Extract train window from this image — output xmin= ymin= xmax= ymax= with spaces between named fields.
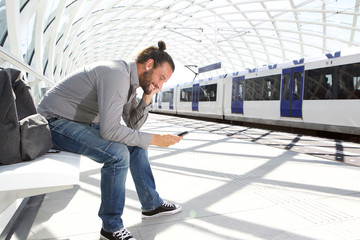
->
xmin=239 ymin=81 xmax=244 ymax=100
xmin=232 ymin=79 xmax=243 ymax=101
xmin=265 ymin=81 xmax=272 ymax=99
xmin=245 ymin=79 xmax=253 ymax=100
xmin=305 ymin=67 xmax=335 ymax=99
xmin=245 ymin=75 xmax=281 ymax=101
xmin=305 ymin=63 xmax=360 ymax=100
xmin=254 ymin=78 xmax=262 ymax=100
xmin=180 ymin=87 xmax=192 ymax=102
xmin=199 ymin=84 xmax=217 ymax=101
xmin=293 ymin=72 xmax=302 ymax=100
xmin=282 ymin=73 xmax=291 ymax=100
xmin=245 ymin=78 xmax=261 ymax=100
xmin=232 ymin=82 xmax=237 ymax=101
xmin=154 ymin=93 xmax=158 ymax=103
xmin=264 ymin=75 xmax=281 ymax=100
xmin=162 ymin=90 xmax=173 ymax=102
xmin=339 ymin=63 xmax=360 ymax=99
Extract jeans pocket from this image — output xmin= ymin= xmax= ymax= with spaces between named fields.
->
xmin=48 ymin=116 xmax=73 ymax=131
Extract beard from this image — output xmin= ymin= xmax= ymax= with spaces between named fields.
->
xmin=139 ymin=69 xmax=154 ymax=95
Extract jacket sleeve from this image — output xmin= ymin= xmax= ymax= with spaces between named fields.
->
xmin=97 ymin=70 xmax=152 ymax=149
xmin=122 ymin=94 xmax=150 ymax=130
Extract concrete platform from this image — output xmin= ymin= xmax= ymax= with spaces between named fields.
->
xmin=28 ymin=114 xmax=360 ymax=240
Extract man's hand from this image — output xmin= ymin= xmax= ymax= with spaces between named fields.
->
xmin=142 ymin=88 xmax=161 ymax=105
xmin=150 ymin=134 xmax=182 ymax=147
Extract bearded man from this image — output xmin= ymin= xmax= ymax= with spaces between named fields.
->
xmin=37 ymin=41 xmax=182 ymax=240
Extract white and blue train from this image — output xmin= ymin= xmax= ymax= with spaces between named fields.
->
xmin=151 ymin=48 xmax=360 ymax=136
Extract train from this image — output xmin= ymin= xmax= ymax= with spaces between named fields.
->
xmin=150 ymin=48 xmax=360 ymax=137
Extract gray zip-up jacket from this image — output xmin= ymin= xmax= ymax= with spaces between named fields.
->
xmin=37 ymin=61 xmax=152 ymax=149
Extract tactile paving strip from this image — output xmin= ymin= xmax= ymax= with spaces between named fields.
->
xmin=150 ymin=114 xmax=360 ymax=167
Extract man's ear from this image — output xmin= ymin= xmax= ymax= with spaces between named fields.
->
xmin=146 ymin=59 xmax=154 ymax=70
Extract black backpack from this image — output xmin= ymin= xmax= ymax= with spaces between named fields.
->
xmin=0 ymin=68 xmax=53 ymax=165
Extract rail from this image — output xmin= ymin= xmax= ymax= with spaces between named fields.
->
xmin=0 ymin=46 xmax=53 ymax=85
xmin=0 ymin=46 xmax=55 ymax=104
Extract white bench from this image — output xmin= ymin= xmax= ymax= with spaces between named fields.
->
xmin=0 ymin=151 xmax=81 ymax=233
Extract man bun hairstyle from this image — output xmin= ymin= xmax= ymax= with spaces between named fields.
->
xmin=136 ymin=40 xmax=175 ymax=72
xmin=158 ymin=40 xmax=166 ymax=51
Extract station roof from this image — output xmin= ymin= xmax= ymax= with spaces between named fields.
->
xmin=1 ymin=0 xmax=360 ymax=81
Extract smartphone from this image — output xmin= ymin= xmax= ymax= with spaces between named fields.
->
xmin=177 ymin=131 xmax=189 ymax=137
xmin=48 ymin=149 xmax=61 ymax=153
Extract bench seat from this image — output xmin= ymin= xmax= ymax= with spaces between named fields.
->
xmin=0 ymin=151 xmax=81 ymax=213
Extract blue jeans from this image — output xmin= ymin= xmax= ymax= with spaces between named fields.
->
xmin=48 ymin=117 xmax=163 ymax=232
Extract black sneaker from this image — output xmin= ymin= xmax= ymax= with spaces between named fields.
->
xmin=100 ymin=228 xmax=136 ymax=240
xmin=142 ymin=201 xmax=182 ymax=218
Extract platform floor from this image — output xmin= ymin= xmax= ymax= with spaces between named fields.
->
xmin=28 ymin=114 xmax=360 ymax=240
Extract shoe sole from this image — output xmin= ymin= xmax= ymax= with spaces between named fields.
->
xmin=100 ymin=234 xmax=136 ymax=240
xmin=142 ymin=206 xmax=182 ymax=219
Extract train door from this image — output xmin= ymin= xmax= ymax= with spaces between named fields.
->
xmin=192 ymin=83 xmax=199 ymax=111
xmin=280 ymin=66 xmax=304 ymax=118
xmin=231 ymin=76 xmax=244 ymax=114
xmin=169 ymin=88 xmax=174 ymax=110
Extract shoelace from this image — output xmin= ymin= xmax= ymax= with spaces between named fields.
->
xmin=162 ymin=201 xmax=175 ymax=208
xmin=113 ymin=228 xmax=132 ymax=239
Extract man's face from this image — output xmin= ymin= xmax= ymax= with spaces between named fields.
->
xmin=139 ymin=61 xmax=173 ymax=95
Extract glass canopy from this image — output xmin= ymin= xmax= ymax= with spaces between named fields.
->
xmin=1 ymin=0 xmax=359 ymax=83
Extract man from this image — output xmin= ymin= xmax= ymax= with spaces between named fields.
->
xmin=37 ymin=41 xmax=182 ymax=240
